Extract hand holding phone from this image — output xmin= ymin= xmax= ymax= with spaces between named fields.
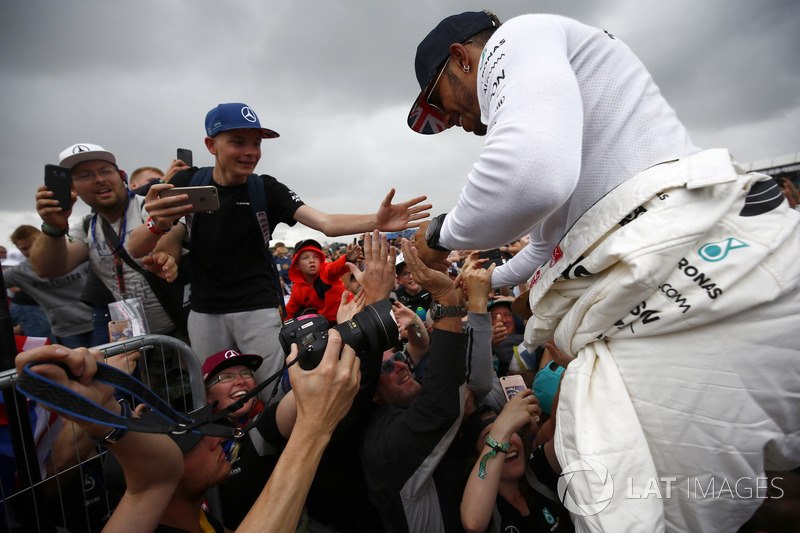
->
xmin=44 ymin=164 xmax=72 ymax=210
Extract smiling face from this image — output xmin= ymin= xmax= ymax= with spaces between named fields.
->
xmin=396 ymin=265 xmax=421 ymax=294
xmin=206 ymin=128 xmax=262 ymax=184
xmin=70 ymin=160 xmax=129 ymax=216
xmin=477 ymin=422 xmax=525 ymax=482
xmin=374 ymin=350 xmax=421 ymax=407
xmin=205 ymin=364 xmax=256 ymax=420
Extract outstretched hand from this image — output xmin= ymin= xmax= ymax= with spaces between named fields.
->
xmin=141 ymin=251 xmax=179 ymax=282
xmin=337 ymin=289 xmax=366 ymax=324
xmin=458 ymin=254 xmax=495 ymax=311
xmin=347 ymin=230 xmax=396 ymax=304
xmin=375 ymin=189 xmax=432 ymax=232
xmin=400 ymin=238 xmax=456 ymax=304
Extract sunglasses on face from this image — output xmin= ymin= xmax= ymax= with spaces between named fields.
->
xmin=381 ymin=351 xmax=407 ymax=375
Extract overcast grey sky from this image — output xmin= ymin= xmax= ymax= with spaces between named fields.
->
xmin=1 ymin=0 xmax=798 ymax=254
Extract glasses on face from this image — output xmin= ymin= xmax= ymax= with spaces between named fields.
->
xmin=381 ymin=351 xmax=407 ymax=375
xmin=72 ymin=166 xmax=119 ymax=182
xmin=207 ymin=369 xmax=255 ymax=388
xmin=398 ymin=269 xmax=413 ymax=279
xmin=425 ymin=56 xmax=451 ymax=116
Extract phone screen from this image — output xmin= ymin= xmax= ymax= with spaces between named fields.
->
xmin=177 ymin=148 xmax=193 ymax=167
xmin=44 ymin=164 xmax=72 ymax=210
xmin=501 ymin=374 xmax=527 ymax=402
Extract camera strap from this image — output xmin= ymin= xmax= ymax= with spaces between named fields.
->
xmin=16 ymin=361 xmax=236 ymax=438
xmin=16 ymin=355 xmax=297 ymax=440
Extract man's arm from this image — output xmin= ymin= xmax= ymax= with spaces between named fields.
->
xmin=292 ymin=189 xmax=431 ymax=237
xmin=439 ymin=20 xmax=583 ymax=252
xmin=460 ymin=257 xmax=497 ymax=400
xmin=237 ymin=331 xmax=360 ymax=533
xmin=15 ymin=345 xmax=183 ymax=533
xmin=31 ymin=185 xmax=89 ymax=277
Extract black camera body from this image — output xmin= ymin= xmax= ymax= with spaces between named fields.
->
xmin=279 ymin=298 xmax=399 ymax=370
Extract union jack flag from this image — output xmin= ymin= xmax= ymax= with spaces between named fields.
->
xmin=407 ymin=92 xmax=445 ymax=134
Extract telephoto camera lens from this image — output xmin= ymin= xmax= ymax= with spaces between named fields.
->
xmin=333 ymin=298 xmax=398 ymax=355
xmin=279 ymin=298 xmax=399 ymax=370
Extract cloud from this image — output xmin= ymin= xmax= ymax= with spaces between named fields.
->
xmin=1 ymin=0 xmax=798 ymax=252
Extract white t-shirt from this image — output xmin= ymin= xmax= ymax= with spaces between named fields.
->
xmin=70 ymin=195 xmax=174 ymax=334
xmin=438 ymin=14 xmax=700 ymax=287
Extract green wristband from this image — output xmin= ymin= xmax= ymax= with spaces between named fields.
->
xmin=41 ymin=222 xmax=68 ymax=237
xmin=478 ymin=434 xmax=510 ymax=479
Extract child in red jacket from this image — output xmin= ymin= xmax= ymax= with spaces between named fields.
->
xmin=285 ymin=239 xmax=362 ymax=324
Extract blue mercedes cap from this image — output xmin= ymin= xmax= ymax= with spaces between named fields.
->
xmin=407 ymin=11 xmax=498 ymax=134
xmin=205 ymin=103 xmax=280 ymax=139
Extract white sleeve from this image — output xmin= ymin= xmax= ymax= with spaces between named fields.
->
xmin=440 ymin=16 xmax=583 ymax=252
xmin=490 ymin=230 xmax=551 ymax=288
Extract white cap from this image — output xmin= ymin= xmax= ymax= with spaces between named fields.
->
xmin=58 ymin=143 xmax=116 ymax=168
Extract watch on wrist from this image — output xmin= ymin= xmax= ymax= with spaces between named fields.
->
xmin=429 ymin=301 xmax=466 ymax=321
xmin=425 ymin=213 xmax=450 ymax=252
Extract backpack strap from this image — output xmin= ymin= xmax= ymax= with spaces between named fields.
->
xmin=188 ymin=167 xmax=213 ymax=187
xmin=246 ymin=174 xmax=271 ymax=246
xmin=83 ymin=213 xmax=94 ymax=234
xmin=246 ymin=174 xmax=287 ymax=317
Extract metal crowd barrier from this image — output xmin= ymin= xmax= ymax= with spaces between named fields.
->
xmin=0 ymin=335 xmax=207 ymax=532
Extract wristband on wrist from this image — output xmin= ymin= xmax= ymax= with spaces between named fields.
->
xmin=478 ymin=434 xmax=510 ymax=479
xmin=41 ymin=222 xmax=69 ymax=238
xmin=146 ymin=216 xmax=171 ymax=236
xmin=89 ymin=398 xmax=132 ymax=446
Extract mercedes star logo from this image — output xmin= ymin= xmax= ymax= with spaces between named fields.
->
xmin=241 ymin=107 xmax=258 ymax=123
xmin=74 ymin=145 xmax=91 ymax=153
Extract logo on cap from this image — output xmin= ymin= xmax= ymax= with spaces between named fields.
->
xmin=73 ymin=145 xmax=91 ymax=154
xmin=241 ymin=107 xmax=258 ymax=123
xmin=224 ymin=350 xmax=240 ymax=359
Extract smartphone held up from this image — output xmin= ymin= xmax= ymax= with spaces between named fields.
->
xmin=176 ymin=148 xmax=192 ymax=167
xmin=44 ymin=164 xmax=72 ymax=210
xmin=158 ymin=185 xmax=220 ymax=213
xmin=499 ymin=374 xmax=527 ymax=402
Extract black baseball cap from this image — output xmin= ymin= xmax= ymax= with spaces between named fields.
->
xmin=407 ymin=11 xmax=498 ymax=134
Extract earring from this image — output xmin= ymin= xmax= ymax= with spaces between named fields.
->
xmin=462 ymin=64 xmax=470 ymax=73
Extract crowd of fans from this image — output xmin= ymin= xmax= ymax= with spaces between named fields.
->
xmin=3 ymin=8 xmax=800 ymax=533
